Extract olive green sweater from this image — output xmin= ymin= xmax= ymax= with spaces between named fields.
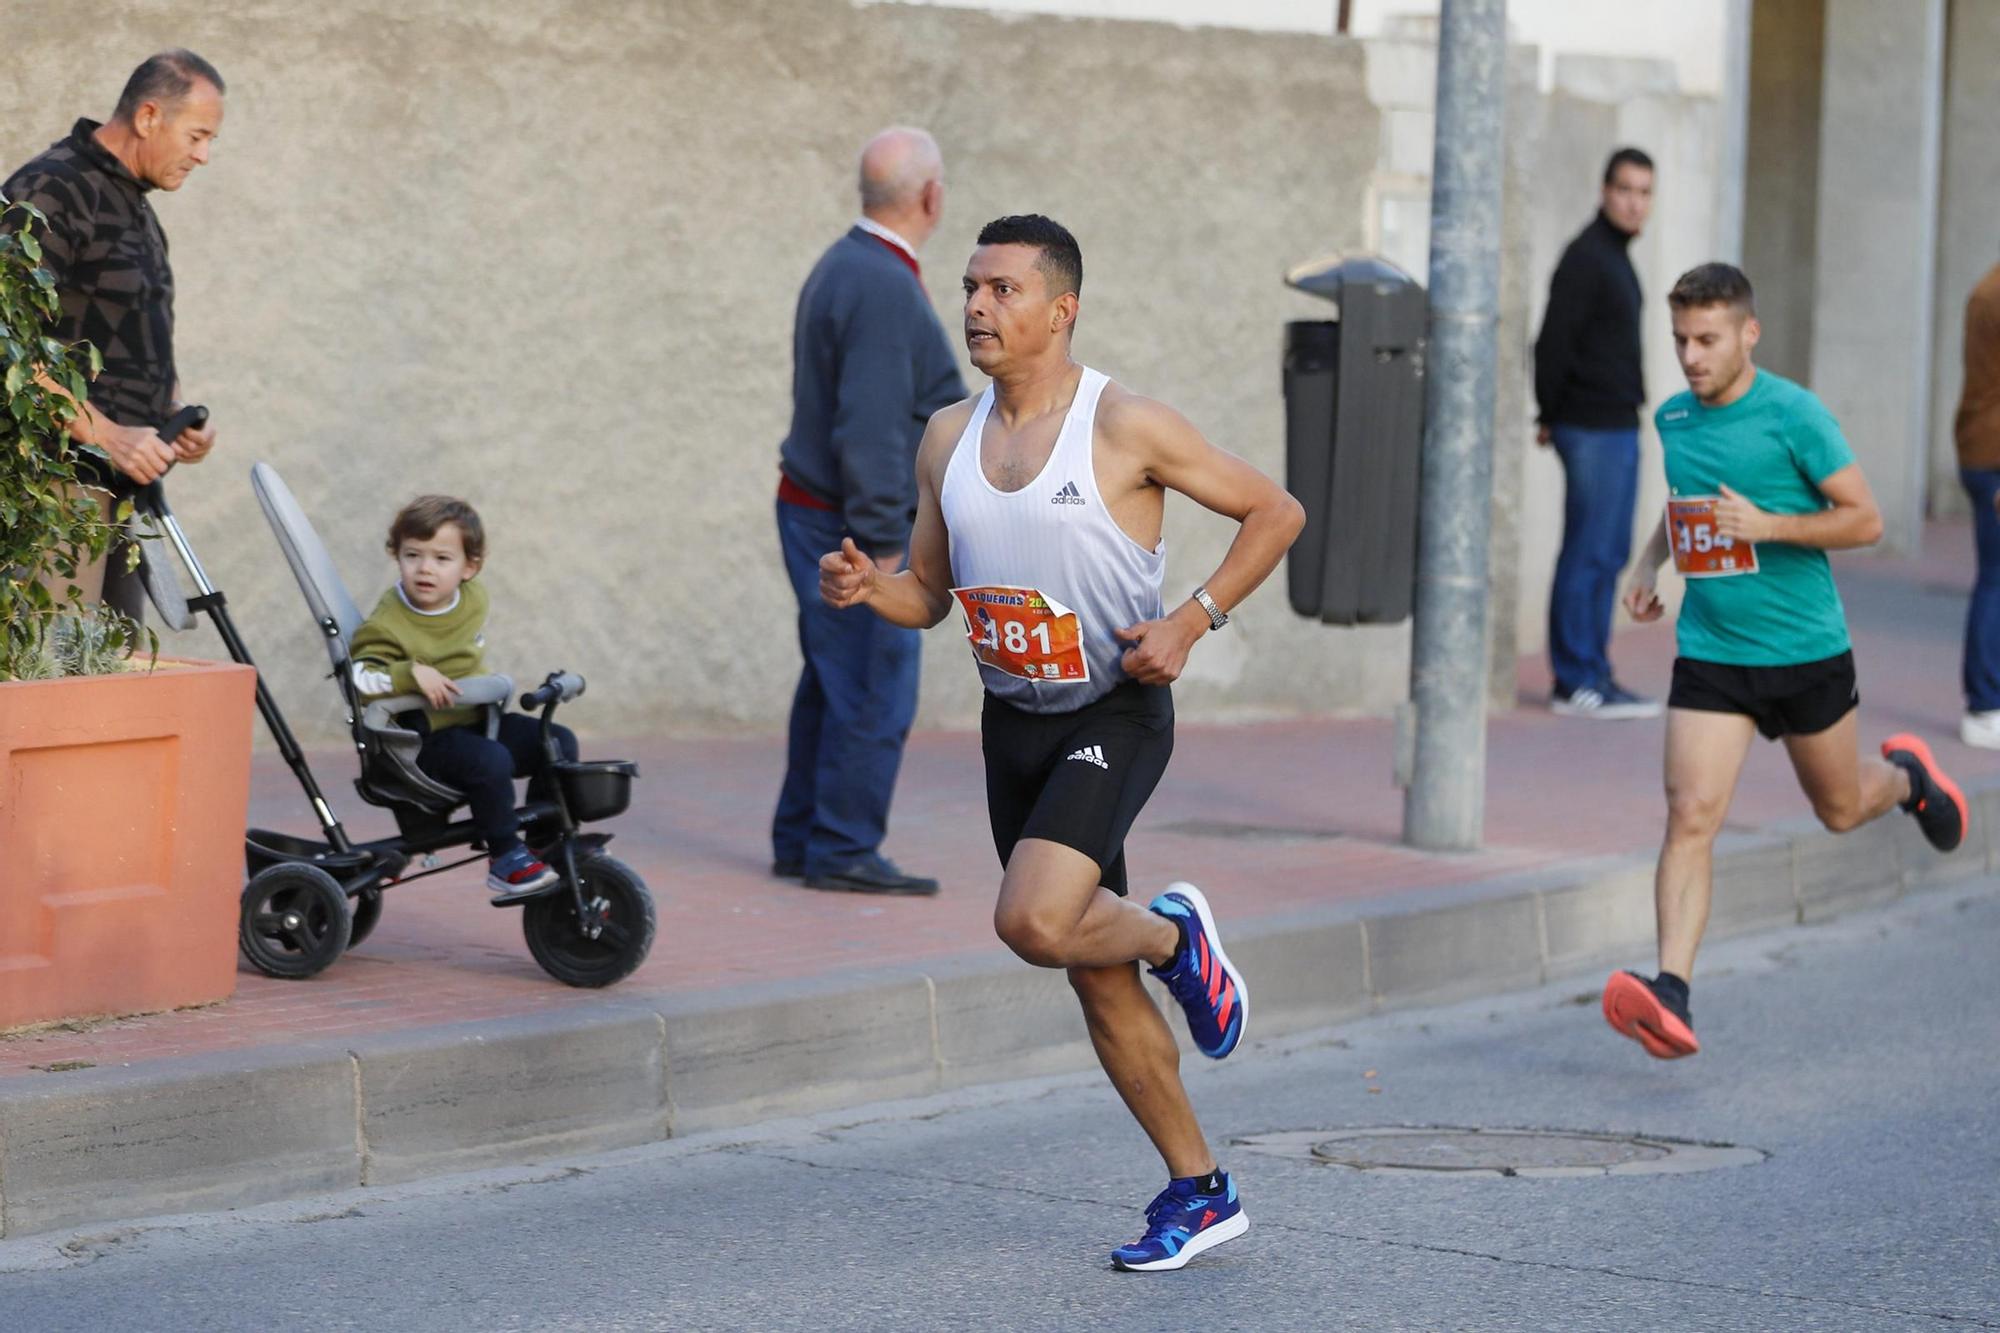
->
xmin=348 ymin=579 xmax=490 ymax=731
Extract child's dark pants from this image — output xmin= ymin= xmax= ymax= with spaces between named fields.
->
xmin=415 ymin=714 xmax=579 ymax=857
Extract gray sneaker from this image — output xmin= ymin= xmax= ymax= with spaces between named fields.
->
xmin=1552 ymin=682 xmax=1663 ymax=720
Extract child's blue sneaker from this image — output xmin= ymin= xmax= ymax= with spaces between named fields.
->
xmin=1146 ymin=881 xmax=1248 ymax=1058
xmin=1110 ymin=1172 xmax=1249 ymax=1272
xmin=487 ymin=845 xmax=559 ymax=901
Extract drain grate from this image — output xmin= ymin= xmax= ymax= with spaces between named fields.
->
xmin=1232 ymin=1127 xmax=1766 ymax=1178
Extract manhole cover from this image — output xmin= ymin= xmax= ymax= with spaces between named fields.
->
xmin=1232 ymin=1127 xmax=1766 ymax=1178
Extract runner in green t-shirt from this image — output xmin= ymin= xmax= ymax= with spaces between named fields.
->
xmin=1603 ymin=263 xmax=1967 ymax=1060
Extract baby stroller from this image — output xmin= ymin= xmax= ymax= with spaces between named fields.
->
xmin=131 ymin=412 xmax=656 ymax=988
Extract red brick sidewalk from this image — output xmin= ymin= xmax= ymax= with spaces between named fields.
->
xmin=2 ymin=523 xmax=1988 ymax=1076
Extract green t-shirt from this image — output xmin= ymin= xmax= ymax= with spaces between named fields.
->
xmin=348 ymin=578 xmax=491 ymax=730
xmin=1656 ymin=370 xmax=1855 ymax=667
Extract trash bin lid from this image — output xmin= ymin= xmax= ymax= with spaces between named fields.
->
xmin=1285 ymin=253 xmax=1420 ymax=306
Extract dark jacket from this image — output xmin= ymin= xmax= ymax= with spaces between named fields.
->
xmin=778 ymin=227 xmax=966 ymax=555
xmin=2 ymin=119 xmax=177 ymax=447
xmin=1534 ymin=212 xmax=1644 ymax=429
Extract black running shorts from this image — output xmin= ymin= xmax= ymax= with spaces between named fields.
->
xmin=980 ymin=682 xmax=1174 ymax=897
xmin=1667 ymin=650 xmax=1859 ymax=740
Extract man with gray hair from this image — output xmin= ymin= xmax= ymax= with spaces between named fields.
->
xmin=3 ymin=49 xmax=226 ymax=622
xmin=771 ymin=127 xmax=966 ymax=895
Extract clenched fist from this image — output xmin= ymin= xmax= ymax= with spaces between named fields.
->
xmin=819 ymin=537 xmax=877 ymax=609
xmin=1623 ymin=571 xmax=1665 ymax=623
xmin=1115 ymin=615 xmax=1201 ymax=685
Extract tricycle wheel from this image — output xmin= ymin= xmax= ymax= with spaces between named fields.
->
xmin=240 ymin=863 xmax=350 ymax=979
xmin=348 ymin=888 xmax=384 ymax=948
xmin=521 ymin=855 xmax=655 ymax=988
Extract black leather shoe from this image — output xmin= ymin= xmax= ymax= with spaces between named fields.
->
xmin=804 ymin=856 xmax=939 ymax=896
xmin=771 ymin=859 xmax=804 ymax=879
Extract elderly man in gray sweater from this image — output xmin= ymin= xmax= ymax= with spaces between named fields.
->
xmin=772 ymin=127 xmax=966 ymax=896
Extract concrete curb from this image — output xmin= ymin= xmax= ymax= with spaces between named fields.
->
xmin=3 ymin=788 xmax=1994 ymax=1238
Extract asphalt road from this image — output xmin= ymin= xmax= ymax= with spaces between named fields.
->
xmin=5 ymin=878 xmax=1997 ymax=1331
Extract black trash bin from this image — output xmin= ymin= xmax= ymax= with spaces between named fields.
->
xmin=1282 ymin=255 xmax=1426 ymax=625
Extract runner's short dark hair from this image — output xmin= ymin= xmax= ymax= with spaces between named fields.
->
xmin=1667 ymin=263 xmax=1756 ymax=315
xmin=113 ymin=50 xmax=226 ymax=123
xmin=387 ymin=496 xmax=485 ymax=564
xmin=1603 ymin=146 xmax=1654 ymax=185
xmin=976 ymin=214 xmax=1083 ymax=299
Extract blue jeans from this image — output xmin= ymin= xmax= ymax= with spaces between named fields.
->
xmin=1548 ymin=425 xmax=1640 ymax=693
xmin=772 ymin=498 xmax=921 ymax=874
xmin=1962 ymin=468 xmax=2000 ymax=712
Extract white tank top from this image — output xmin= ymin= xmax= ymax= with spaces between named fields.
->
xmin=940 ymin=366 xmax=1166 ymax=713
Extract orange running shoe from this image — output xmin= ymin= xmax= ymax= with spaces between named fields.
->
xmin=1602 ymin=970 xmax=1700 ymax=1059
xmin=1881 ymin=733 xmax=1967 ymax=853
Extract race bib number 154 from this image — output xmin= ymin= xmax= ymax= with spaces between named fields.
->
xmin=1665 ymin=496 xmax=1759 ymax=579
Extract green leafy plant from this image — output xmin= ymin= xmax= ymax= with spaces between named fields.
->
xmin=1 ymin=195 xmax=151 ymax=681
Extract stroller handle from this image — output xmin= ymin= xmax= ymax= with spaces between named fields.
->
xmin=133 ymin=404 xmax=209 ymax=515
xmin=521 ymin=671 xmax=585 ymax=711
xmin=160 ymin=403 xmax=209 ymax=451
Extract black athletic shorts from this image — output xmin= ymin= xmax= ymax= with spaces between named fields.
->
xmin=1667 ymin=650 xmax=1859 ymax=740
xmin=980 ymin=682 xmax=1174 ymax=897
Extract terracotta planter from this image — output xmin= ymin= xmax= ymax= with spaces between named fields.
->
xmin=0 ymin=658 xmax=257 ymax=1030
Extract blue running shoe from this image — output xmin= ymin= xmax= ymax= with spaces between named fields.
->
xmin=1147 ymin=881 xmax=1248 ymax=1058
xmin=1110 ymin=1172 xmax=1249 ymax=1272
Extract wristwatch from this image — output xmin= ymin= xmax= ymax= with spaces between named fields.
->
xmin=1192 ymin=586 xmax=1229 ymax=630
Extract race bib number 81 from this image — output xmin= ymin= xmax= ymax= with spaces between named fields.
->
xmin=1665 ymin=496 xmax=1759 ymax=579
xmin=950 ymin=585 xmax=1090 ymax=684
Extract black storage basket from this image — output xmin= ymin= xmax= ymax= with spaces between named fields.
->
xmin=553 ymin=760 xmax=637 ymax=822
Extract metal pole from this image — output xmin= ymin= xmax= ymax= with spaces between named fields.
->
xmin=1403 ymin=0 xmax=1507 ymax=852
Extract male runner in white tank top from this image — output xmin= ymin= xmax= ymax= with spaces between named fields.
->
xmin=820 ymin=215 xmax=1304 ymax=1271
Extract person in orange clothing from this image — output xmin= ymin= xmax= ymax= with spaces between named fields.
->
xmin=1954 ymin=261 xmax=2000 ymax=748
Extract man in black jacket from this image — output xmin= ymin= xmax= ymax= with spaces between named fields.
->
xmin=771 ymin=127 xmax=966 ymax=896
xmin=1534 ymin=146 xmax=1660 ymax=720
xmin=4 ymin=50 xmax=226 ymax=622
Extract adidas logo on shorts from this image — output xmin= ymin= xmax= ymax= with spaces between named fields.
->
xmin=1066 ymin=744 xmax=1109 ymax=769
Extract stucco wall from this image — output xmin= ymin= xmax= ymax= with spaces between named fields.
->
xmin=3 ymin=0 xmax=1382 ymax=741
xmin=1505 ymin=58 xmax=1721 ymax=668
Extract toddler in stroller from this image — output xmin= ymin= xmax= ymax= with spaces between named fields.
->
xmin=348 ymin=495 xmax=579 ymax=900
xmin=220 ymin=462 xmax=655 ymax=987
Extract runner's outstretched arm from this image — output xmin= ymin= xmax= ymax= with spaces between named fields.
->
xmin=819 ymin=404 xmax=964 ymax=629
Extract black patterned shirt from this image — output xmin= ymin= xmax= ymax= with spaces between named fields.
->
xmin=3 ymin=119 xmax=177 ymax=439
